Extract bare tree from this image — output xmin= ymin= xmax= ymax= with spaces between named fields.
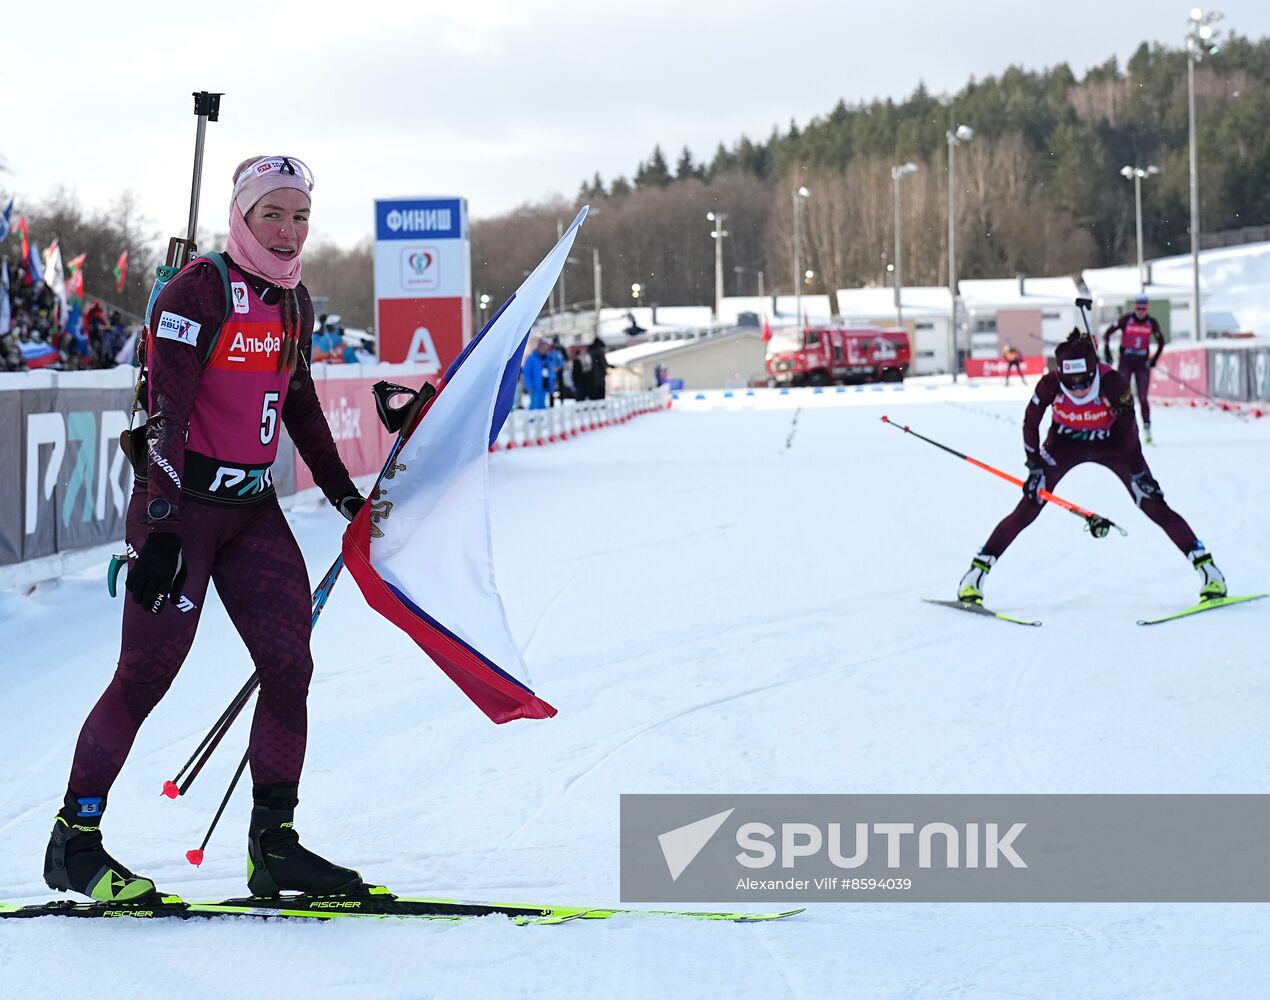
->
xmin=302 ymin=239 xmax=375 ymax=328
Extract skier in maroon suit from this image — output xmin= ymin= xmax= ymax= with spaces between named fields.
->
xmin=1103 ymin=293 xmax=1165 ymax=442
xmin=45 ymin=156 xmax=371 ymax=903
xmin=957 ymin=330 xmax=1226 ymax=604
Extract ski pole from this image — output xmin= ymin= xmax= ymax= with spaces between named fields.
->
xmin=166 ymin=381 xmax=436 ymax=798
xmin=880 ymin=415 xmax=1127 ymax=538
xmin=185 ymin=748 xmax=249 ymax=868
xmin=163 ymin=673 xmax=258 ymax=798
xmin=164 ymin=551 xmax=344 ymax=798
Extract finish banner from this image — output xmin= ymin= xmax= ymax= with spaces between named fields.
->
xmin=963 ymin=356 xmax=1045 ymax=379
xmin=373 ymin=198 xmax=471 ymax=372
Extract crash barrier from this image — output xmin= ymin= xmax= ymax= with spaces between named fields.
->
xmin=0 ymin=364 xmax=668 ymax=579
xmin=964 ymin=341 xmax=1270 ymax=417
xmin=1149 ymin=341 xmax=1270 ymax=416
xmin=491 ymin=388 xmax=671 ymax=451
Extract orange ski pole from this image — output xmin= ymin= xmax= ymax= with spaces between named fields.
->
xmin=880 ymin=415 xmax=1126 ymax=538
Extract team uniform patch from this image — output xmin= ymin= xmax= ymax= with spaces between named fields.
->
xmin=156 ymin=311 xmax=201 ymax=347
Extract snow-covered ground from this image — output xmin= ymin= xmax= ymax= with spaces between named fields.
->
xmin=3 ymin=381 xmax=1269 ymax=999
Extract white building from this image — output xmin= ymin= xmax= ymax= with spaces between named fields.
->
xmin=958 ymin=276 xmax=1083 ymax=360
xmin=718 ymin=295 xmax=836 ymax=327
xmin=834 ymin=286 xmax=953 ymax=375
xmin=1084 ymin=240 xmax=1270 ymax=340
xmin=1080 ymin=265 xmax=1194 ymax=340
xmin=534 ymin=305 xmax=715 ymax=348
xmin=606 ymin=328 xmax=767 ymax=391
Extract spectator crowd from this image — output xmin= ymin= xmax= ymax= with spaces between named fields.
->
xmin=2 ymin=257 xmax=133 ymax=372
xmin=521 ymin=334 xmax=609 ymax=409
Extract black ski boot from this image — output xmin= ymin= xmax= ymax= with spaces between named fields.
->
xmin=247 ymin=784 xmax=363 ymax=897
xmin=44 ymin=793 xmax=156 ymax=902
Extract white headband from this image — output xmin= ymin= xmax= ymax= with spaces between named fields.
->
xmin=231 ymin=156 xmax=314 ymax=215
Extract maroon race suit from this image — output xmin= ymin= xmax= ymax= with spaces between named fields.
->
xmin=1103 ymin=311 xmax=1165 ymax=426
xmin=980 ymin=364 xmax=1199 ymax=559
xmin=67 ymin=256 xmax=359 ymax=796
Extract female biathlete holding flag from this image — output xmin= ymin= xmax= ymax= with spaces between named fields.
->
xmin=957 ymin=330 xmax=1227 ymax=604
xmin=44 ymin=155 xmax=370 ymax=904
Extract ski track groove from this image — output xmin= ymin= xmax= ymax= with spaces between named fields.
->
xmin=536 ymin=525 xmax=725 ymax=568
xmin=1003 ymin=659 xmax=1042 ymax=790
xmin=4 ymin=397 xmax=1268 ymax=997
xmin=754 ymin=927 xmax=801 ymax=1000
xmin=501 ymin=630 xmax=955 ymax=845
xmin=519 ymin=567 xmax=583 ymax=661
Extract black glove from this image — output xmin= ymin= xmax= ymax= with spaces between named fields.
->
xmin=125 ymin=532 xmax=186 ymax=614
xmin=1088 ymin=516 xmax=1112 ymax=539
xmin=1023 ymin=462 xmax=1046 ymax=505
xmin=336 ymin=495 xmax=366 ymax=522
xmin=1130 ymin=470 xmax=1163 ymax=506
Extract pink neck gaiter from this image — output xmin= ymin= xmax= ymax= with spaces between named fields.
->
xmin=225 ymin=203 xmax=303 ymax=289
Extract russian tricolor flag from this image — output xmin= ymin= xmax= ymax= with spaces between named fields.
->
xmin=341 ymin=208 xmax=588 ymax=723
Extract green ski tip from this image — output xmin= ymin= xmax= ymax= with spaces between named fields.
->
xmin=1137 ymin=593 xmax=1267 ymax=626
xmin=923 ymin=598 xmax=1041 ymax=627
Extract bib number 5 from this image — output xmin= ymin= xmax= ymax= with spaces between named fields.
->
xmin=259 ymin=391 xmax=281 ymax=445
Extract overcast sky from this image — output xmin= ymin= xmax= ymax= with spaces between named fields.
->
xmin=4 ymin=0 xmax=1269 ymax=248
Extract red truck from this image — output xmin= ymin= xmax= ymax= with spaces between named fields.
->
xmin=766 ymin=326 xmax=911 ymax=386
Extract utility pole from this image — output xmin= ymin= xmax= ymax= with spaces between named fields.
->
xmin=793 ymin=186 xmax=809 ymax=324
xmin=707 ymin=211 xmax=728 ymax=325
xmin=891 ymin=162 xmax=918 ymax=326
xmin=946 ymin=125 xmax=974 ymax=380
xmin=556 ymin=218 xmax=565 ymax=318
xmin=592 ymin=247 xmax=602 ymax=339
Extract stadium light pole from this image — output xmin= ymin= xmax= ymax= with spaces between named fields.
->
xmin=793 ymin=186 xmax=810 ymax=325
xmin=946 ymin=124 xmax=974 ymax=380
xmin=891 ymin=162 xmax=919 ymax=325
xmin=1186 ymin=7 xmax=1222 ymax=340
xmin=707 ymin=211 xmax=729 ymax=326
xmin=1120 ymin=165 xmax=1161 ymax=291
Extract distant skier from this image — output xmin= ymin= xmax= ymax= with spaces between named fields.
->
xmin=1002 ymin=343 xmax=1026 ymax=387
xmin=957 ymin=330 xmax=1226 ymax=604
xmin=1103 ymin=293 xmax=1165 ymax=442
xmin=44 ymin=155 xmax=370 ymax=904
